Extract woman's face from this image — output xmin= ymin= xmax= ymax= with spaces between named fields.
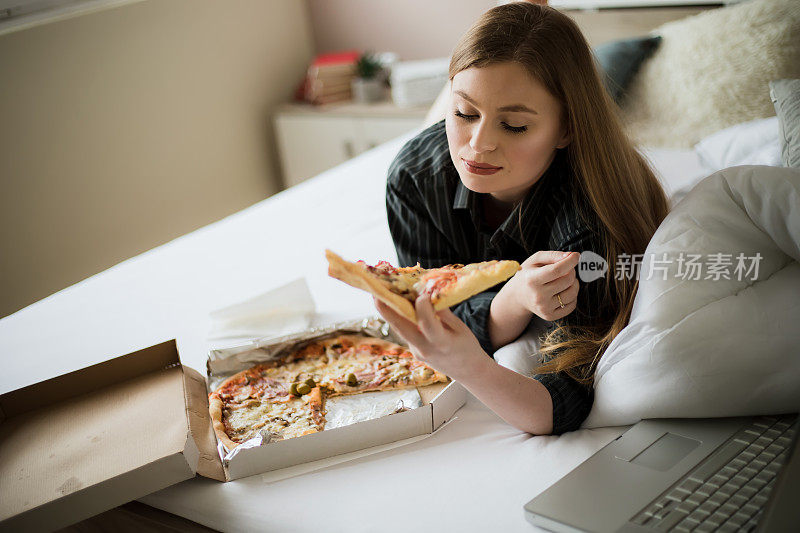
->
xmin=446 ymin=62 xmax=570 ymax=203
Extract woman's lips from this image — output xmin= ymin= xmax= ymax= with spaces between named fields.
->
xmin=463 ymin=159 xmax=502 ymax=175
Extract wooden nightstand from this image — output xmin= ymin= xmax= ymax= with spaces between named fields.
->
xmin=273 ymin=100 xmax=427 ymax=188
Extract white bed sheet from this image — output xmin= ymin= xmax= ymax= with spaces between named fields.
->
xmin=639 ymin=145 xmax=707 ymax=200
xmin=0 ymin=134 xmax=702 ymax=531
xmin=142 ymin=398 xmax=623 ymax=533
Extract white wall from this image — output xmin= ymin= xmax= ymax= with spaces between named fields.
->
xmin=0 ymin=0 xmax=315 ymax=318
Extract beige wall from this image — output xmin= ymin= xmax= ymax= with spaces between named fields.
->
xmin=307 ymin=1 xmax=711 ymax=60
xmin=307 ymin=0 xmax=495 ymax=60
xmin=566 ymin=6 xmax=711 ymax=46
xmin=0 ymin=0 xmax=314 ymax=318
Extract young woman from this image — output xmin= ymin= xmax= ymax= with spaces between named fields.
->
xmin=379 ymin=3 xmax=669 ymax=435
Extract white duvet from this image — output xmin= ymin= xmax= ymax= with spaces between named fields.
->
xmin=584 ymin=165 xmax=800 ymax=428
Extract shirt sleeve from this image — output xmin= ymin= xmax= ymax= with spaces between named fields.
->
xmin=386 ymin=159 xmax=498 ymax=354
xmin=450 ymin=291 xmax=496 ymax=355
xmin=532 ymin=372 xmax=594 ymax=434
xmin=553 ymin=224 xmax=612 ymax=332
xmin=534 ymin=219 xmax=610 ymax=434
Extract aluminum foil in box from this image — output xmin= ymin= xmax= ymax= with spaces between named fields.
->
xmin=207 ymin=316 xmax=423 ymax=455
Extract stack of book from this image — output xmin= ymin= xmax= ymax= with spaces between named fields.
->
xmin=305 ymin=50 xmax=359 ymax=105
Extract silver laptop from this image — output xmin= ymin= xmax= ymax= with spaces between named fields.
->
xmin=524 ymin=413 xmax=799 ymax=532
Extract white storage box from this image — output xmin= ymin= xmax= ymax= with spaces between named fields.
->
xmin=390 ymin=57 xmax=449 ymax=108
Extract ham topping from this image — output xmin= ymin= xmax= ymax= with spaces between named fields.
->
xmin=417 ymin=271 xmax=458 ymax=298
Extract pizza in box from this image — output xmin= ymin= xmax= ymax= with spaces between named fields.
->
xmin=208 ymin=334 xmax=446 ymax=450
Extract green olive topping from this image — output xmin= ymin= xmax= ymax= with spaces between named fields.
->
xmin=289 ymin=383 xmax=299 ymax=396
xmin=304 ymin=377 xmax=316 ymax=388
xmin=297 ymin=383 xmax=312 ymax=395
xmin=346 ymin=373 xmax=358 ymax=387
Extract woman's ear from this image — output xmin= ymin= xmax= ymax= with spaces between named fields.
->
xmin=556 ymin=128 xmax=572 ymax=149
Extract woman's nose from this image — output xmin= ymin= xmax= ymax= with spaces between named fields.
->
xmin=469 ymin=120 xmax=497 ymax=153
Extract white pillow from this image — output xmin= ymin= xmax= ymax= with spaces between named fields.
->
xmin=622 ymin=0 xmax=800 ymax=148
xmin=694 ymin=116 xmax=782 ymax=173
xmin=583 ymin=165 xmax=800 ymax=428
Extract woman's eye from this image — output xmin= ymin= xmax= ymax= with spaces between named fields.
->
xmin=455 ymin=110 xmax=527 ymax=134
xmin=502 ymin=123 xmax=527 ymax=134
xmin=454 ymin=110 xmax=477 ymax=121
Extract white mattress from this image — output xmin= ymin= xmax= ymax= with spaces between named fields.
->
xmin=0 ymin=133 xmax=704 ymax=531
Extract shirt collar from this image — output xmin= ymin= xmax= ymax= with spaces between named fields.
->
xmin=453 ymin=180 xmax=472 ymax=210
xmin=502 ymin=154 xmax=565 ymax=249
xmin=451 ymin=150 xmax=568 ymax=249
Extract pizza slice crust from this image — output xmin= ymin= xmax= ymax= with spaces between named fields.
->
xmin=323 ymin=334 xmax=405 ymax=354
xmin=412 ymin=366 xmax=449 ymax=388
xmin=305 ymin=386 xmax=325 ymax=429
xmin=208 ymin=394 xmax=241 ymax=452
xmin=326 ymin=249 xmax=418 ymax=322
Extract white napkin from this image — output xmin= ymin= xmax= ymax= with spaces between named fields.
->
xmin=207 ymin=278 xmax=315 ymax=348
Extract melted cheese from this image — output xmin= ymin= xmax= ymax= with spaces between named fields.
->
xmin=385 ymin=362 xmax=412 ymax=382
xmin=225 ymin=398 xmax=319 ymax=443
xmin=316 ymin=350 xmax=416 ymax=390
xmin=388 ymin=273 xmax=421 ymax=295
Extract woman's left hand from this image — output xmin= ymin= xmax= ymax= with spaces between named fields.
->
xmin=373 ymin=295 xmax=487 ymax=380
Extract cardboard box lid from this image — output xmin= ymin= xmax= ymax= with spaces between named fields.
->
xmin=181 ymin=360 xmax=226 ymax=482
xmin=0 ymin=340 xmax=206 ymax=532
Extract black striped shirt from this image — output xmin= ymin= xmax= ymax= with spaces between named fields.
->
xmin=386 ymin=121 xmax=613 ymax=434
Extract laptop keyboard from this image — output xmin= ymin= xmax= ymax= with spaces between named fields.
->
xmin=630 ymin=414 xmax=797 ymax=532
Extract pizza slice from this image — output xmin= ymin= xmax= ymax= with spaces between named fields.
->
xmin=315 ymin=335 xmax=447 ymax=395
xmin=211 ymin=391 xmax=324 ymax=450
xmin=208 ymin=366 xmax=325 ymax=450
xmin=325 ymin=250 xmax=520 ymax=322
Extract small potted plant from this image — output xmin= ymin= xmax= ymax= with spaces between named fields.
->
xmin=351 ymin=52 xmax=385 ymax=103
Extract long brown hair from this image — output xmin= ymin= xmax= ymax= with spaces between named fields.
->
xmin=449 ymin=3 xmax=670 ymax=385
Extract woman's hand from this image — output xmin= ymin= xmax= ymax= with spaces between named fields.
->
xmin=374 ymin=294 xmax=556 ymax=435
xmin=375 ymin=295 xmax=556 ymax=436
xmin=507 ymin=250 xmax=580 ymax=321
xmin=488 ymin=251 xmax=580 ymax=349
xmin=373 ymin=295 xmax=487 ymax=380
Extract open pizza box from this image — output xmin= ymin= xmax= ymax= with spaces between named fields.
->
xmin=206 ymin=316 xmax=468 ymax=481
xmin=0 ymin=331 xmax=466 ymax=531
xmin=0 ymin=340 xmax=211 ymax=532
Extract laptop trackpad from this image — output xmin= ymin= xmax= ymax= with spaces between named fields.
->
xmin=630 ymin=432 xmax=701 ymax=472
